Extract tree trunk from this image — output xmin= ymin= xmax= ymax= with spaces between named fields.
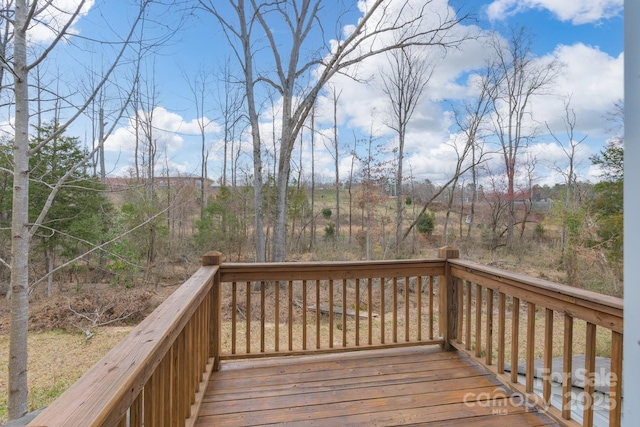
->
xmin=8 ymin=0 xmax=30 ymax=418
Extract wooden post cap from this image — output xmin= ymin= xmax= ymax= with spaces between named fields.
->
xmin=438 ymin=246 xmax=459 ymax=259
xmin=202 ymin=251 xmax=223 ymax=266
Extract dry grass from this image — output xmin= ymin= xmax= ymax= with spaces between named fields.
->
xmin=0 ymin=326 xmax=133 ymax=423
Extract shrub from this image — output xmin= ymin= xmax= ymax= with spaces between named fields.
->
xmin=416 ymin=211 xmax=435 ymax=236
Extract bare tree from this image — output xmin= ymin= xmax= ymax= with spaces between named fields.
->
xmin=380 ymin=45 xmax=432 ymax=253
xmin=546 ymin=96 xmax=587 ymax=283
xmin=324 ymin=85 xmax=342 ymax=241
xmin=184 ymin=67 xmax=215 ymax=217
xmin=215 ymin=58 xmax=245 ymax=188
xmin=447 ymin=67 xmax=494 ymax=241
xmin=5 ymin=1 xmax=169 ymax=418
xmin=201 ymin=0 xmax=468 ymax=261
xmin=488 ymin=26 xmax=561 ymax=246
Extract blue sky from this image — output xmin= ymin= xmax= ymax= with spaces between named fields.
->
xmin=3 ymin=0 xmax=625 ymax=188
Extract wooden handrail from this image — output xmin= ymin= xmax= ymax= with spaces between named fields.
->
xmin=28 ymin=252 xmax=222 ymax=427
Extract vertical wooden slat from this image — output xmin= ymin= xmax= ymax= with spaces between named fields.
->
xmin=289 ymin=280 xmax=294 ymax=351
xmin=316 ymin=280 xmax=321 ymax=350
xmin=543 ymin=308 xmax=553 ymax=404
xmin=393 ymin=277 xmax=398 ymax=343
xmin=161 ymin=352 xmax=171 ymax=426
xmin=167 ymin=347 xmax=174 ymax=426
xmin=456 ymin=280 xmax=464 ymax=344
xmin=130 ymin=391 xmax=143 ymax=427
xmin=302 ymin=280 xmax=307 ymax=350
xmin=497 ymin=292 xmax=506 ymax=374
xmin=179 ymin=329 xmax=187 ymax=422
xmin=526 ymin=302 xmax=536 ymax=394
xmin=211 ymin=273 xmax=221 ymax=371
xmin=144 ymin=369 xmax=155 ymax=425
xmin=231 ymin=282 xmax=237 ymax=355
xmin=428 ymin=276 xmax=434 ymax=340
xmin=583 ymin=322 xmax=597 ymax=427
xmin=475 ymin=284 xmax=482 ymax=358
xmin=260 ymin=281 xmax=265 ymax=353
xmin=485 ymin=288 xmax=493 ymax=365
xmin=465 ymin=281 xmax=471 ymax=350
xmin=562 ymin=314 xmax=574 ymax=420
xmin=329 ymin=279 xmax=334 ymax=348
xmin=416 ymin=276 xmax=422 ymax=341
xmin=246 ymin=281 xmax=251 ymax=354
xmin=117 ymin=414 xmax=126 ymax=427
xmin=186 ymin=318 xmax=194 ymax=407
xmin=380 ymin=277 xmax=385 ymax=344
xmin=610 ymin=331 xmax=623 ymax=427
xmin=275 ymin=279 xmax=280 ymax=352
xmin=355 ymin=278 xmax=361 ymax=346
xmin=404 ymin=276 xmax=410 ymax=342
xmin=171 ymin=341 xmax=180 ymax=427
xmin=342 ymin=279 xmax=347 ymax=347
xmin=511 ymin=297 xmax=520 ymax=384
xmin=368 ymin=278 xmax=373 ymax=345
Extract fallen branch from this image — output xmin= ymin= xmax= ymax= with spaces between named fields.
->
xmin=293 ymin=299 xmax=378 ymax=319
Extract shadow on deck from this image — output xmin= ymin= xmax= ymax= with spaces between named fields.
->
xmin=196 ymin=346 xmax=558 ymax=426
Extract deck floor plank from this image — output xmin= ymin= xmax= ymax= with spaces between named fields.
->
xmin=194 ymin=346 xmax=559 ymax=426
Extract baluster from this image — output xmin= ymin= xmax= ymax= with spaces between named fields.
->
xmin=562 ymin=314 xmax=573 ymax=420
xmin=329 ymin=279 xmax=334 ymax=348
xmin=302 ymin=279 xmax=308 ymax=350
xmin=356 ymin=278 xmax=361 ymax=346
xmin=393 ymin=277 xmax=398 ymax=343
xmin=368 ymin=278 xmax=373 ymax=345
xmin=428 ymin=276 xmax=434 ymax=340
xmin=260 ymin=281 xmax=265 ymax=353
xmin=316 ymin=280 xmax=321 ymax=349
xmin=275 ymin=279 xmax=280 ymax=352
xmin=543 ymin=308 xmax=553 ymax=405
xmin=342 ymin=279 xmax=347 ymax=347
xmin=583 ymin=322 xmax=597 ymax=427
xmin=246 ymin=281 xmax=251 ymax=353
xmin=289 ymin=280 xmax=294 ymax=351
xmin=485 ymin=288 xmax=493 ymax=365
xmin=526 ymin=302 xmax=536 ymax=393
xmin=475 ymin=284 xmax=482 ymax=358
xmin=380 ymin=277 xmax=385 ymax=344
xmin=456 ymin=279 xmax=464 ymax=344
xmin=405 ymin=276 xmax=410 ymax=342
xmin=610 ymin=331 xmax=623 ymax=427
xmin=416 ymin=276 xmax=422 ymax=341
xmin=465 ymin=281 xmax=471 ymax=350
xmin=497 ymin=292 xmax=506 ymax=373
xmin=511 ymin=297 xmax=520 ymax=384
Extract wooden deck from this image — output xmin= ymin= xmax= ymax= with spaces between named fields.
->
xmin=195 ymin=346 xmax=559 ymax=426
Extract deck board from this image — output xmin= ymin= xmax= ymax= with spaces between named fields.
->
xmin=195 ymin=346 xmax=559 ymax=426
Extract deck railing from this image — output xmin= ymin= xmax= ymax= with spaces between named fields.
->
xmin=445 ymin=252 xmax=623 ymax=427
xmin=29 ymin=252 xmax=223 ymax=427
xmin=217 ymin=256 xmax=446 ymax=359
xmin=27 ymin=248 xmax=623 ymax=427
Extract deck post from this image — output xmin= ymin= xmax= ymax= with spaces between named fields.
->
xmin=202 ymin=251 xmax=223 ymax=371
xmin=438 ymin=246 xmax=459 ymax=350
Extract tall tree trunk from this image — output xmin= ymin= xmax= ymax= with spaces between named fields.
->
xmin=8 ymin=0 xmax=30 ymax=418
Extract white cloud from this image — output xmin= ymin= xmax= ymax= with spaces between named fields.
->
xmin=104 ymin=107 xmax=221 ymax=176
xmin=27 ymin=1 xmax=95 ymax=44
xmin=532 ymin=43 xmax=623 ymax=138
xmin=486 ymin=0 xmax=622 ymax=25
